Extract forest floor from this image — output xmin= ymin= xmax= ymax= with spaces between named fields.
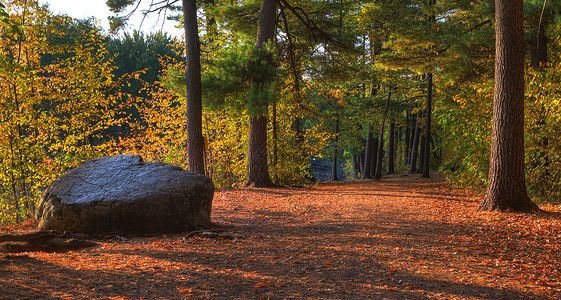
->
xmin=1 ymin=172 xmax=561 ymax=299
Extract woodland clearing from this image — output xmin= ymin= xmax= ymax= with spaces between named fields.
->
xmin=1 ymin=173 xmax=560 ymax=299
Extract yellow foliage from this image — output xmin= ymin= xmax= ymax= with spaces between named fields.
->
xmin=0 ymin=1 xmax=122 ymax=224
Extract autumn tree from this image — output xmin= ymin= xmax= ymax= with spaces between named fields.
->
xmin=105 ymin=31 xmax=181 ymax=138
xmin=1 ymin=0 xmax=122 ymax=224
xmin=422 ymin=0 xmax=436 ymax=178
xmin=478 ymin=0 xmax=539 ymax=212
xmin=244 ymin=0 xmax=277 ymax=187
xmin=275 ymin=0 xmax=363 ymax=182
xmin=107 ymin=0 xmax=206 ymax=174
xmin=0 ymin=2 xmax=20 ymax=35
xmin=182 ymin=0 xmax=205 ymax=174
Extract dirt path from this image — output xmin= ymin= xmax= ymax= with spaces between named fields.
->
xmin=1 ymin=173 xmax=560 ymax=299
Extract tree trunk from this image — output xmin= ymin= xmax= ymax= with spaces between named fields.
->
xmin=530 ymin=24 xmax=547 ymax=69
xmin=529 ymin=19 xmax=550 ymax=185
xmin=479 ymin=0 xmax=539 ymax=212
xmin=255 ymin=0 xmax=278 ymax=46
xmin=332 ymin=109 xmax=340 ymax=181
xmin=404 ymin=111 xmax=411 ymax=168
xmin=272 ymin=96 xmax=278 ymax=181
xmin=245 ymin=0 xmax=277 ymax=187
xmin=373 ymin=130 xmax=384 ymax=180
xmin=422 ymin=72 xmax=432 ymax=178
xmin=409 ymin=111 xmax=416 ymax=160
xmin=281 ymin=5 xmax=307 ymax=177
xmin=387 ymin=121 xmax=395 ymax=175
xmin=358 ymin=150 xmax=365 ymax=176
xmin=408 ymin=109 xmax=421 ymax=174
xmin=418 ymin=135 xmax=425 ymax=174
xmin=374 ymin=88 xmax=392 ymax=180
xmin=203 ymin=0 xmax=216 ymax=45
xmin=183 ymin=0 xmax=205 ymax=174
xmin=246 ymin=116 xmax=274 ymax=186
xmin=362 ymin=125 xmax=374 ymax=179
xmin=369 ymin=135 xmax=379 ymax=178
xmin=352 ymin=155 xmax=359 ymax=179
xmin=396 ymin=125 xmax=402 ymax=172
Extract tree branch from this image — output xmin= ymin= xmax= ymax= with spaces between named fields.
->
xmin=278 ymin=0 xmax=336 ymax=45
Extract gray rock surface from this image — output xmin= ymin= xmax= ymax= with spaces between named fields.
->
xmin=35 ymin=155 xmax=213 ymax=234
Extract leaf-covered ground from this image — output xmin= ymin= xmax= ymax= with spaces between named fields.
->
xmin=1 ymin=173 xmax=560 ymax=299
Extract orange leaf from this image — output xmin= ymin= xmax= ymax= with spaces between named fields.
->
xmin=255 ymin=281 xmax=271 ymax=287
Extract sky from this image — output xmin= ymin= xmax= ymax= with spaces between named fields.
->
xmin=39 ymin=0 xmax=184 ymax=37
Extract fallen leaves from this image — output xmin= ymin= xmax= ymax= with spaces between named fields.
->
xmin=1 ymin=173 xmax=560 ymax=299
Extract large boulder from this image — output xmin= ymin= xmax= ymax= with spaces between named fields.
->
xmin=35 ymin=155 xmax=213 ymax=234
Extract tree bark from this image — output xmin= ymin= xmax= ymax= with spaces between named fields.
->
xmin=255 ymin=0 xmax=278 ymax=46
xmin=422 ymin=72 xmax=432 ymax=178
xmin=246 ymin=116 xmax=274 ymax=186
xmin=479 ymin=0 xmax=539 ymax=212
xmin=183 ymin=0 xmax=205 ymax=174
xmin=245 ymin=0 xmax=278 ymax=187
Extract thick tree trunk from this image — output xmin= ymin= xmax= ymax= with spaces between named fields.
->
xmin=479 ymin=0 xmax=539 ymax=212
xmin=256 ymin=0 xmax=278 ymax=46
xmin=183 ymin=0 xmax=205 ymax=174
xmin=387 ymin=121 xmax=395 ymax=175
xmin=245 ymin=0 xmax=277 ymax=187
xmin=422 ymin=72 xmax=432 ymax=178
xmin=246 ymin=115 xmax=274 ymax=187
